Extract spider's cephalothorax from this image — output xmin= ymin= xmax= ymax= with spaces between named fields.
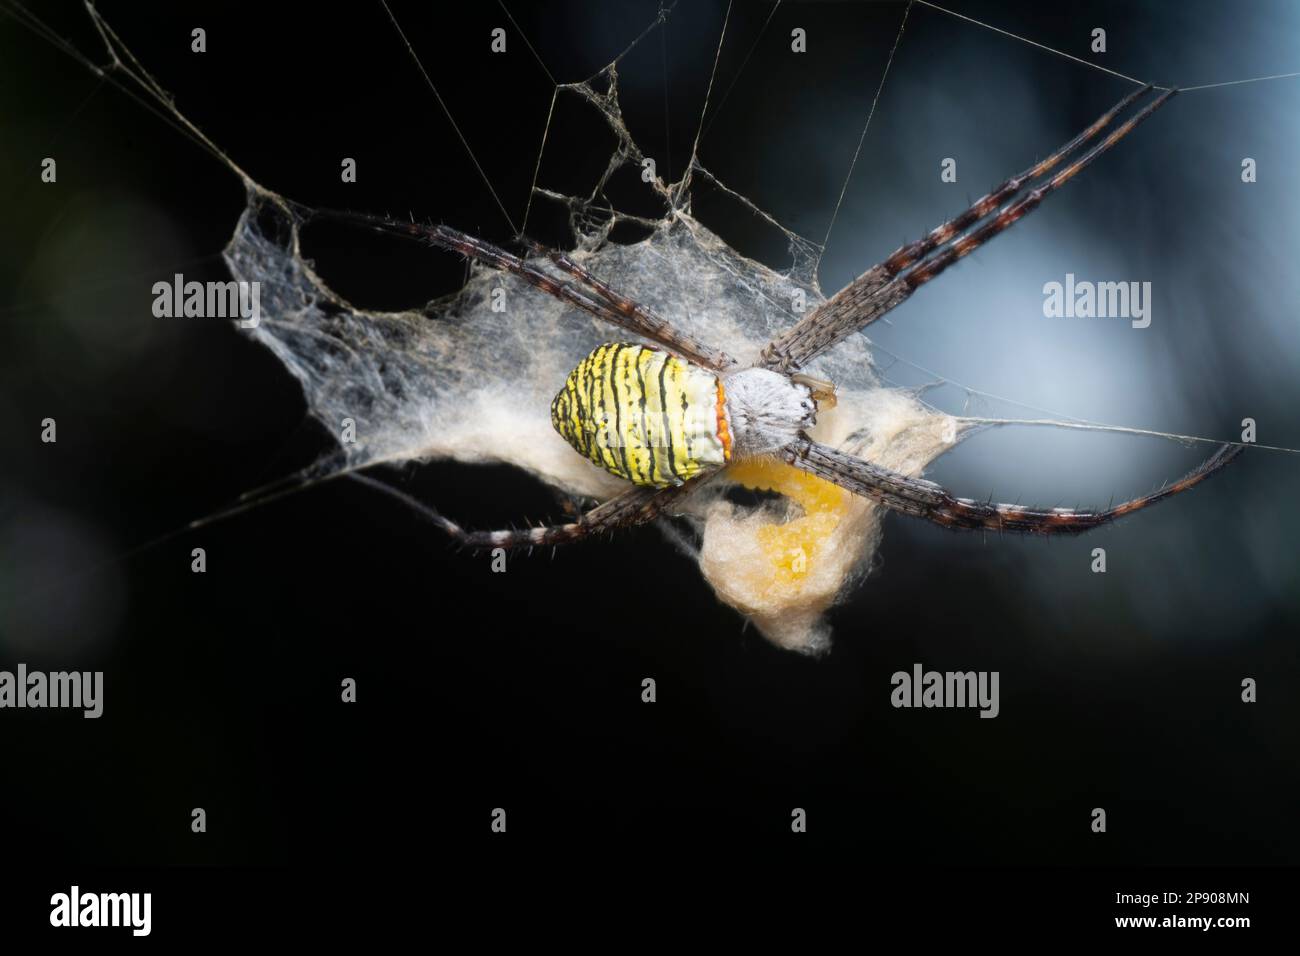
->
xmin=550 ymin=343 xmax=817 ymax=487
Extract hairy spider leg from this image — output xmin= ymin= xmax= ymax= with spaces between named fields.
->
xmin=350 ymin=475 xmax=686 ymax=550
xmin=896 ymin=88 xmax=1178 ymax=294
xmin=880 ymin=83 xmax=1154 ymax=276
xmin=308 ymin=209 xmax=730 ymax=371
xmin=761 ymin=85 xmax=1173 ymax=371
xmin=524 ymin=240 xmax=739 ymax=371
xmin=784 ymin=437 xmax=1240 ymax=534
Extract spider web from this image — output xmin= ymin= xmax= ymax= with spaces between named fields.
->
xmin=218 ymin=76 xmax=960 ymax=655
xmin=14 ymin=0 xmax=1298 ymax=655
xmin=53 ymin=0 xmax=963 ymax=655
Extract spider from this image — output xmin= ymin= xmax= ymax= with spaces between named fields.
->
xmin=323 ymin=83 xmax=1240 ymax=550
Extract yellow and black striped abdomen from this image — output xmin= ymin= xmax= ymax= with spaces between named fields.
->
xmin=551 ymin=343 xmax=731 ymax=487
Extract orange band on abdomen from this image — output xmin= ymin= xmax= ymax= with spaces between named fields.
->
xmin=716 ymin=379 xmax=732 ymax=460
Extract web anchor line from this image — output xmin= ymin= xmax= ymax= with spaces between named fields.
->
xmin=915 ymin=0 xmax=1300 ymax=93
xmin=870 ymin=343 xmax=1300 ymax=456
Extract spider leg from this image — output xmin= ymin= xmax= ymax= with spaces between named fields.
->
xmin=309 ymin=209 xmax=732 ymax=371
xmin=880 ymin=83 xmax=1153 ymax=277
xmin=761 ymin=85 xmax=1172 ymax=372
xmin=783 ymin=437 xmax=1241 ymax=534
xmin=524 ymin=240 xmax=739 ymax=370
xmin=348 ymin=474 xmax=689 ymax=550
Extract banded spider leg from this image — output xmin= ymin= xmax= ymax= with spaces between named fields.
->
xmin=351 ymin=475 xmax=690 ymax=552
xmin=760 ymin=84 xmax=1174 ymax=371
xmin=307 ymin=208 xmax=733 ymax=371
xmin=784 ymin=438 xmax=1241 ymax=535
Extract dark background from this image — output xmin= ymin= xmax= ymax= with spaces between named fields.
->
xmin=2 ymin=0 xmax=1297 ymax=895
